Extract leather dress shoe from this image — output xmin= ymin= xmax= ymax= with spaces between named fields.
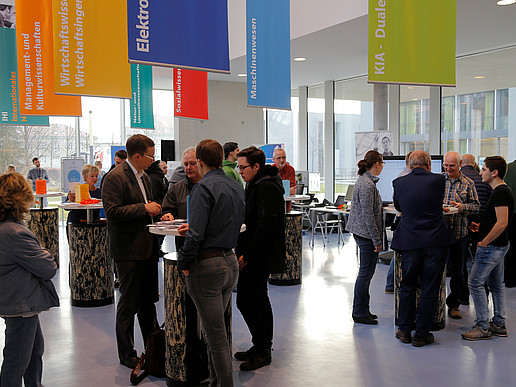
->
xmin=368 ymin=312 xmax=378 ymax=320
xmin=120 ymin=355 xmax=139 ymax=369
xmin=395 ymin=329 xmax=412 ymax=344
xmin=240 ymin=348 xmax=271 ymax=371
xmin=412 ymin=333 xmax=434 ymax=347
xmin=352 ymin=316 xmax=378 ymax=325
xmin=234 ymin=346 xmax=254 ymax=361
xmin=448 ymin=307 xmax=462 ymax=319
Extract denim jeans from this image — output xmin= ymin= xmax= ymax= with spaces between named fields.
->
xmin=0 ymin=315 xmax=44 ymax=387
xmin=446 ymin=236 xmax=468 ymax=308
xmin=469 ymin=244 xmax=509 ymax=330
xmin=398 ymin=247 xmax=447 ymax=336
xmin=352 ymin=235 xmax=379 ymax=317
xmin=185 ymin=252 xmax=238 ymax=387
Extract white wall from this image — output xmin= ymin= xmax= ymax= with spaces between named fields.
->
xmin=176 ymin=81 xmax=264 ymax=154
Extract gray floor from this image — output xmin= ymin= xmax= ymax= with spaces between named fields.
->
xmin=2 ymin=226 xmax=516 ymax=386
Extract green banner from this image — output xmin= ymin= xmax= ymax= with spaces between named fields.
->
xmin=130 ymin=64 xmax=155 ymax=129
xmin=368 ymin=0 xmax=456 ymax=86
xmin=0 ymin=28 xmax=49 ymax=126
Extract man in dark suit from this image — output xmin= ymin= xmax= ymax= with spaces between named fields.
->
xmin=102 ymin=134 xmax=162 ymax=368
xmin=391 ymin=151 xmax=451 ymax=347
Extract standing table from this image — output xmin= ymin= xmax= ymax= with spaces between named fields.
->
xmin=59 ymin=202 xmax=113 ymax=307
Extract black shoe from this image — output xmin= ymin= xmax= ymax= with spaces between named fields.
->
xmin=234 ymin=346 xmax=254 ymax=361
xmin=353 ymin=316 xmax=378 ymax=325
xmin=412 ymin=333 xmax=434 ymax=347
xmin=395 ymin=329 xmax=412 ymax=344
xmin=114 ymin=280 xmax=120 ymax=289
xmin=239 ymin=348 xmax=271 ymax=371
xmin=120 ymin=355 xmax=139 ymax=369
xmin=368 ymin=312 xmax=378 ymax=320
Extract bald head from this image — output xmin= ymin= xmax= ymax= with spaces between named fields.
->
xmin=409 ymin=150 xmax=431 ymax=171
xmin=444 ymin=151 xmax=462 ymax=179
xmin=462 ymin=154 xmax=475 ymax=167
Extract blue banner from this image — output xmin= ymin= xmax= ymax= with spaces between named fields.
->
xmin=127 ymin=0 xmax=230 ymax=73
xmin=246 ymin=0 xmax=291 ymax=110
xmin=130 ymin=64 xmax=155 ymax=129
xmin=0 ymin=28 xmax=50 ymax=126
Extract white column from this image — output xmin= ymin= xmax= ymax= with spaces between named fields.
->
xmin=428 ymin=86 xmax=442 ymax=155
xmin=508 ymin=87 xmax=516 ymax=162
xmin=297 ymin=86 xmax=308 ymax=170
xmin=324 ymin=81 xmax=335 ymax=202
xmin=388 ymin=85 xmax=400 ymax=154
xmin=374 ymin=84 xmax=388 ymax=132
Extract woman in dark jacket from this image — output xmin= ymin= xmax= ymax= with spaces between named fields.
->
xmin=345 ymin=150 xmax=384 ymax=325
xmin=234 ymin=146 xmax=285 ymax=371
xmin=0 ymin=172 xmax=59 ymax=386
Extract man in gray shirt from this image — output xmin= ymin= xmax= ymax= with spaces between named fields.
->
xmin=27 ymin=157 xmax=49 ymax=191
xmin=178 ymin=139 xmax=245 ymax=387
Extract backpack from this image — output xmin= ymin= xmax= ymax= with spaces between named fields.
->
xmin=130 ymin=323 xmax=166 ymax=385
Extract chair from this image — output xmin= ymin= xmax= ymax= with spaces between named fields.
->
xmin=310 ymin=202 xmax=345 ymax=248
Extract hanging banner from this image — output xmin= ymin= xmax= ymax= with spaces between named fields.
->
xmin=246 ymin=0 xmax=291 ymax=110
xmin=130 ymin=64 xmax=154 ymax=129
xmin=368 ymin=0 xmax=456 ymax=86
xmin=0 ymin=28 xmax=50 ymax=126
xmin=15 ymin=0 xmax=81 ymax=116
xmin=173 ymin=68 xmax=208 ymax=120
xmin=127 ymin=0 xmax=230 ymax=74
xmin=52 ymin=0 xmax=131 ymax=98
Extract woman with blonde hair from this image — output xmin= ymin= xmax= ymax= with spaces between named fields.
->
xmin=0 ymin=172 xmax=59 ymax=386
xmin=66 ymin=164 xmax=102 ymax=224
xmin=345 ymin=150 xmax=384 ymax=325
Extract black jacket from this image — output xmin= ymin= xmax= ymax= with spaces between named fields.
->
xmin=461 ymin=165 xmax=492 ymax=222
xmin=236 ymin=165 xmax=286 ymax=273
xmin=145 ymin=161 xmax=168 ymax=206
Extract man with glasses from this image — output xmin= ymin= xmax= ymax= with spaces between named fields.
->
xmin=443 ymin=151 xmax=480 ymax=320
xmin=102 ymin=134 xmax=162 ymax=369
xmin=234 ymin=146 xmax=286 ymax=371
xmin=161 ymin=147 xmax=203 ymax=250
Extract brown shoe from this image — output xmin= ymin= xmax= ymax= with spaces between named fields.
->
xmin=448 ymin=307 xmax=462 ymax=319
xmin=395 ymin=329 xmax=412 ymax=344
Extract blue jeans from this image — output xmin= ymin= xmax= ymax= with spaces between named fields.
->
xmin=185 ymin=252 xmax=239 ymax=387
xmin=385 ymin=258 xmax=395 ymax=290
xmin=469 ymin=244 xmax=509 ymax=330
xmin=352 ymin=235 xmax=379 ymax=317
xmin=398 ymin=247 xmax=447 ymax=336
xmin=1 ymin=315 xmax=44 ymax=387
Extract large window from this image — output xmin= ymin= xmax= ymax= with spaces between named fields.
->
xmin=334 ymin=77 xmax=374 ymax=195
xmin=399 ymin=86 xmax=430 ymax=153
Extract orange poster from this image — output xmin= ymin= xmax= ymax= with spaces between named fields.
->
xmin=15 ymin=0 xmax=81 ymax=116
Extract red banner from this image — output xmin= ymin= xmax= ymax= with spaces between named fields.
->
xmin=174 ymin=68 xmax=208 ymax=120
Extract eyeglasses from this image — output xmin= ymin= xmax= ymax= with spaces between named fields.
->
xmin=237 ymin=164 xmax=252 ymax=171
xmin=140 ymin=153 xmax=155 ymax=161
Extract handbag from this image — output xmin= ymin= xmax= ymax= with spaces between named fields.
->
xmin=130 ymin=323 xmax=166 ymax=385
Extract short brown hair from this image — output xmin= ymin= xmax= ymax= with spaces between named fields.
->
xmin=484 ymin=156 xmax=507 ymax=179
xmin=126 ymin=134 xmax=154 ymax=157
xmin=237 ymin=146 xmax=266 ymax=168
xmin=196 ymin=139 xmax=223 ymax=168
xmin=0 ymin=172 xmax=35 ymax=221
xmin=114 ymin=149 xmax=128 ymax=159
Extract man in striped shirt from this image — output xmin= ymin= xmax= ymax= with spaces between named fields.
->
xmin=443 ymin=151 xmax=480 ymax=319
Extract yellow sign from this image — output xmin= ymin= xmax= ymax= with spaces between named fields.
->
xmin=52 ymin=0 xmax=131 ymax=98
xmin=368 ymin=0 xmax=456 ymax=86
xmin=75 ymin=183 xmax=90 ymax=202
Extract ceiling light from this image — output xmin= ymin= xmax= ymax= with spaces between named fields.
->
xmin=497 ymin=0 xmax=515 ymax=5
xmin=407 ymin=86 xmax=414 ymax=90
xmin=293 ymin=57 xmax=306 ymax=62
xmin=474 ymin=76 xmax=485 ymax=79
xmin=237 ymin=73 xmax=247 ymax=77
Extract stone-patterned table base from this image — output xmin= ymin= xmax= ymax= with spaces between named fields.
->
xmin=28 ymin=208 xmax=59 ymax=268
xmin=394 ymin=252 xmax=446 ymax=331
xmin=164 ymin=254 xmax=232 ymax=387
xmin=68 ymin=223 xmax=113 ymax=307
xmin=270 ymin=211 xmax=303 ymax=286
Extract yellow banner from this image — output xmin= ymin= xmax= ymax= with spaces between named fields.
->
xmin=16 ymin=0 xmax=81 ymax=116
xmin=368 ymin=0 xmax=456 ymax=86
xmin=52 ymin=0 xmax=131 ymax=98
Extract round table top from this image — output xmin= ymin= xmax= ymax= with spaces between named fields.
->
xmin=58 ymin=202 xmax=104 ymax=210
xmin=149 ymin=223 xmax=246 ymax=236
xmin=34 ymin=192 xmax=67 ymax=198
xmin=285 ymin=194 xmax=310 ymax=202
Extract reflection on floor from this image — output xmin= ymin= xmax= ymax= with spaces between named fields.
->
xmin=1 ymin=226 xmax=516 ymax=386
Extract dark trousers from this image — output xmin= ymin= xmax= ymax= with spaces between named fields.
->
xmin=0 ymin=315 xmax=44 ymax=387
xmin=505 ymin=213 xmax=516 ymax=287
xmin=352 ymin=235 xmax=379 ymax=317
xmin=446 ymin=236 xmax=468 ymax=308
xmin=236 ymin=267 xmax=273 ymax=351
xmin=398 ymin=247 xmax=447 ymax=336
xmin=115 ymin=259 xmax=159 ymax=361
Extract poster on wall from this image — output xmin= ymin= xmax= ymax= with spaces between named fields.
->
xmin=130 ymin=64 xmax=154 ymax=129
xmin=61 ymin=157 xmax=85 ymax=191
xmin=51 ymin=0 xmax=131 ymax=98
xmin=16 ymin=0 xmax=82 ymax=116
xmin=246 ymin=0 xmax=291 ymax=110
xmin=0 ymin=27 xmax=50 ymax=125
xmin=368 ymin=0 xmax=456 ymax=86
xmin=256 ymin=143 xmax=283 ymax=164
xmin=0 ymin=2 xmax=15 ymax=28
xmin=127 ymin=0 xmax=230 ymax=74
xmin=354 ymin=131 xmax=393 ymax=162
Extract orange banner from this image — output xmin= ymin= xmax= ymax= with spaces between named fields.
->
xmin=15 ymin=0 xmax=81 ymax=116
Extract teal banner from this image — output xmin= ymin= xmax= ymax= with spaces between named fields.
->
xmin=130 ymin=64 xmax=155 ymax=129
xmin=0 ymin=28 xmax=49 ymax=126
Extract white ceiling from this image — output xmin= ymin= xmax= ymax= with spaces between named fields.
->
xmin=153 ymin=0 xmax=516 ymax=96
